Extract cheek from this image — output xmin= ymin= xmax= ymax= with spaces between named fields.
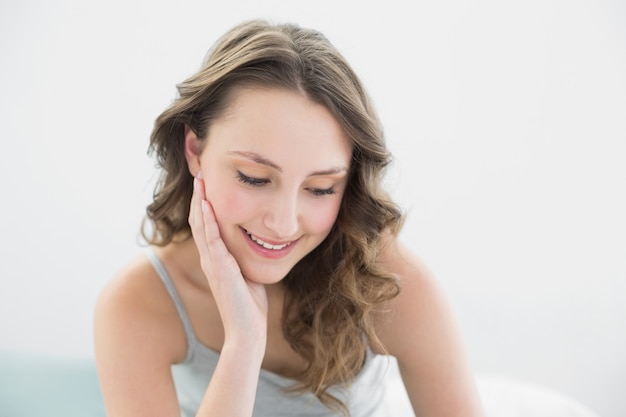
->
xmin=305 ymin=200 xmax=342 ymax=235
xmin=204 ymin=181 xmax=252 ymax=228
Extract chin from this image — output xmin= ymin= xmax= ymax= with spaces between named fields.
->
xmin=239 ymin=263 xmax=293 ymax=285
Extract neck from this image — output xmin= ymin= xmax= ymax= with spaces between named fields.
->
xmin=160 ymin=236 xmax=286 ymax=299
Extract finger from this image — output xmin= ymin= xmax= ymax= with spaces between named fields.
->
xmin=188 ymin=176 xmax=200 ymax=234
xmin=201 ymin=198 xmax=241 ymax=276
xmin=189 ymin=176 xmax=210 ymax=254
xmin=190 ymin=176 xmax=240 ymax=277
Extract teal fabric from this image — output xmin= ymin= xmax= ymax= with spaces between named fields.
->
xmin=0 ymin=351 xmax=105 ymax=417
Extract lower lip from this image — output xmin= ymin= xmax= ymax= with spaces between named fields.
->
xmin=241 ymin=228 xmax=297 ymax=259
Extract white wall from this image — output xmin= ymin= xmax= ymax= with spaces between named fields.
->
xmin=1 ymin=1 xmax=624 ymax=416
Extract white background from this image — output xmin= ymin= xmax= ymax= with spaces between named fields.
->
xmin=1 ymin=1 xmax=624 ymax=416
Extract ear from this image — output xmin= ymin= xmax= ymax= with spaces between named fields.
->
xmin=184 ymin=125 xmax=202 ymax=177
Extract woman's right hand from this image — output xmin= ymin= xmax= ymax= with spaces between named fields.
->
xmin=189 ymin=173 xmax=268 ymax=417
xmin=189 ymin=173 xmax=269 ymax=347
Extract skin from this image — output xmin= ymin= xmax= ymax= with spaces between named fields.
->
xmin=94 ymin=87 xmax=484 ymax=416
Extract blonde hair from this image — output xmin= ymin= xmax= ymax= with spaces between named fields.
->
xmin=143 ymin=19 xmax=403 ymax=415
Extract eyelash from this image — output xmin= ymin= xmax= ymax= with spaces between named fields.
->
xmin=310 ymin=187 xmax=336 ymax=196
xmin=237 ymin=171 xmax=269 ymax=186
xmin=236 ymin=171 xmax=336 ymax=196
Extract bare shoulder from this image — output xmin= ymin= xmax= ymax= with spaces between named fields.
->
xmin=377 ymin=237 xmax=437 ymax=292
xmin=94 ymin=251 xmax=187 ymax=416
xmin=374 ymin=237 xmax=484 ymax=415
xmin=374 ymin=237 xmax=461 ymax=359
xmin=94 ymin=251 xmax=187 ymax=365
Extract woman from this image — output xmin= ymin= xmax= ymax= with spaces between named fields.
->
xmin=94 ymin=19 xmax=484 ymax=417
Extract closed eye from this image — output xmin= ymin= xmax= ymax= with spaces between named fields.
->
xmin=237 ymin=171 xmax=269 ymax=186
xmin=238 ymin=170 xmax=336 ymax=196
xmin=308 ymin=187 xmax=336 ymax=196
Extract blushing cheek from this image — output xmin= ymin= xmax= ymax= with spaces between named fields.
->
xmin=204 ymin=183 xmax=251 ymax=230
xmin=308 ymin=201 xmax=342 ymax=238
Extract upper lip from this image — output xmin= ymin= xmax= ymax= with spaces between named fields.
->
xmin=242 ymin=227 xmax=298 ymax=246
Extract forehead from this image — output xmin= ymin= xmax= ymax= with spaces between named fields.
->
xmin=207 ymin=86 xmax=353 ymax=167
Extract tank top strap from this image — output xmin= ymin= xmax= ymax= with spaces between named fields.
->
xmin=145 ymin=247 xmax=197 ymax=360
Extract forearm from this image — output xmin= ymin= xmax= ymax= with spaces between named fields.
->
xmin=196 ymin=340 xmax=265 ymax=417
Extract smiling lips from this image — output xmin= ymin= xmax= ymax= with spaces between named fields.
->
xmin=244 ymin=229 xmax=294 ymax=251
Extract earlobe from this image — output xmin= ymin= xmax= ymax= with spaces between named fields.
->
xmin=184 ymin=125 xmax=202 ymax=176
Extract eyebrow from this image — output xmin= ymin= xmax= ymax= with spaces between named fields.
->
xmin=227 ymin=150 xmax=348 ymax=177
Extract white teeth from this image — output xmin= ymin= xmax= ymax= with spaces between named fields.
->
xmin=246 ymin=231 xmax=291 ymax=250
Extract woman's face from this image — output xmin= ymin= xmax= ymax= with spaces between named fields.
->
xmin=191 ymin=87 xmax=352 ymax=285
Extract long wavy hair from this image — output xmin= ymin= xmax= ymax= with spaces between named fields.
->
xmin=143 ymin=19 xmax=404 ymax=415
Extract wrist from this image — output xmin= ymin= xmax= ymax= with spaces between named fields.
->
xmin=222 ymin=332 xmax=267 ymax=360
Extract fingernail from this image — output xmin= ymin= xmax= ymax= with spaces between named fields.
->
xmin=197 ymin=170 xmax=203 ymax=179
xmin=201 ymin=200 xmax=208 ymax=213
xmin=193 ymin=177 xmax=197 ymax=189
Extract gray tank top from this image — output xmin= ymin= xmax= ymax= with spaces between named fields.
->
xmin=146 ymin=249 xmax=392 ymax=417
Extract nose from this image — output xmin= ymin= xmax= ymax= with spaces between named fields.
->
xmin=263 ymin=191 xmax=300 ymax=239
